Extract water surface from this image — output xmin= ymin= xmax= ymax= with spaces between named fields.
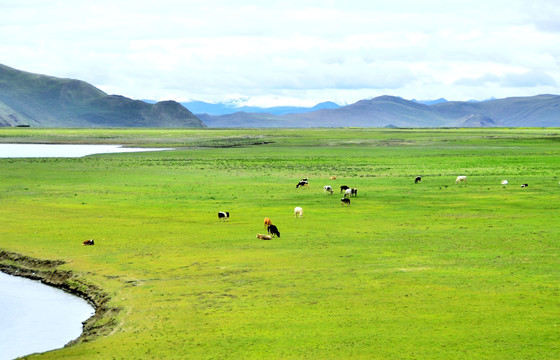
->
xmin=0 ymin=272 xmax=95 ymax=360
xmin=0 ymin=143 xmax=171 ymax=158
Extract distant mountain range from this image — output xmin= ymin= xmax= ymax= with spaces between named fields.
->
xmin=0 ymin=64 xmax=204 ymax=127
xmin=155 ymin=98 xmax=445 ymax=116
xmin=198 ymin=94 xmax=560 ymax=127
xmin=1 ymin=63 xmax=559 ymax=128
xmin=179 ymin=100 xmax=341 ymax=116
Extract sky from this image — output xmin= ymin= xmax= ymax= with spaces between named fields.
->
xmin=1 ymin=0 xmax=559 ymax=107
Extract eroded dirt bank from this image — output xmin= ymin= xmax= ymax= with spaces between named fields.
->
xmin=0 ymin=250 xmax=120 ymax=346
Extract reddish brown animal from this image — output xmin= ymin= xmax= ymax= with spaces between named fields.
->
xmin=83 ymin=239 xmax=95 ymax=246
xmin=264 ymin=217 xmax=272 ymax=228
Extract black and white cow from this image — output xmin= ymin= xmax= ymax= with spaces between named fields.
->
xmin=296 ymin=180 xmax=309 ymax=188
xmin=344 ymin=188 xmax=358 ymax=197
xmin=341 ymin=198 xmax=351 ymax=206
xmin=340 ymin=185 xmax=350 ymax=193
xmin=415 ymin=176 xmax=422 ymax=183
xmin=218 ymin=211 xmax=230 ymax=221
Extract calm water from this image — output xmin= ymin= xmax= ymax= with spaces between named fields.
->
xmin=0 ymin=272 xmax=95 ymax=360
xmin=0 ymin=143 xmax=171 ymax=158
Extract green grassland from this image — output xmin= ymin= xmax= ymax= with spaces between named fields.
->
xmin=1 ymin=128 xmax=559 ymax=359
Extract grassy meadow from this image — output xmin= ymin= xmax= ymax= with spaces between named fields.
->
xmin=0 ymin=127 xmax=559 ymax=359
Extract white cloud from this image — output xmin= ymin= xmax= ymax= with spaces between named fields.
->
xmin=502 ymin=70 xmax=557 ymax=87
xmin=0 ymin=0 xmax=559 ymax=106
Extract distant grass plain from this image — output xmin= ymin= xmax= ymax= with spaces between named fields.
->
xmin=1 ymin=127 xmax=559 ymax=359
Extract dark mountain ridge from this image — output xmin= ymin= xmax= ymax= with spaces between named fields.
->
xmin=0 ymin=64 xmax=204 ymax=127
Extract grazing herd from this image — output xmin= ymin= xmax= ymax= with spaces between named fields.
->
xmin=214 ymin=174 xmax=537 ymax=242
xmin=215 ymin=176 xmax=359 ymax=241
xmin=323 ymin=183 xmax=359 ymax=206
xmin=84 ymin=173 xmax=536 ymax=246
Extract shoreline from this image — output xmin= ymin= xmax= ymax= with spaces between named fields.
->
xmin=0 ymin=250 xmax=120 ymax=348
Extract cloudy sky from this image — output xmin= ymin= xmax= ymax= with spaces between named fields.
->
xmin=1 ymin=0 xmax=559 ymax=106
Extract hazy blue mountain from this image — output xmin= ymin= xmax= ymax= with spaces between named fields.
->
xmin=178 ymin=100 xmax=340 ymax=116
xmin=432 ymin=94 xmax=560 ymax=127
xmin=0 ymin=64 xmax=205 ymax=127
xmin=284 ymin=95 xmax=449 ymax=127
xmin=201 ymin=96 xmax=447 ymax=127
xmin=412 ymin=98 xmax=448 ymax=105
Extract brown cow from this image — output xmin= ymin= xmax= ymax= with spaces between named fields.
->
xmin=264 ymin=217 xmax=272 ymax=228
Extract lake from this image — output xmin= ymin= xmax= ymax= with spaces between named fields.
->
xmin=0 ymin=272 xmax=95 ymax=360
xmin=0 ymin=143 xmax=171 ymax=158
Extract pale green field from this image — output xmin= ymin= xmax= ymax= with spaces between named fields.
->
xmin=1 ymin=128 xmax=559 ymax=359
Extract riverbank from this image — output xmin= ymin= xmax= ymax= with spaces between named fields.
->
xmin=0 ymin=250 xmax=119 ymax=346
